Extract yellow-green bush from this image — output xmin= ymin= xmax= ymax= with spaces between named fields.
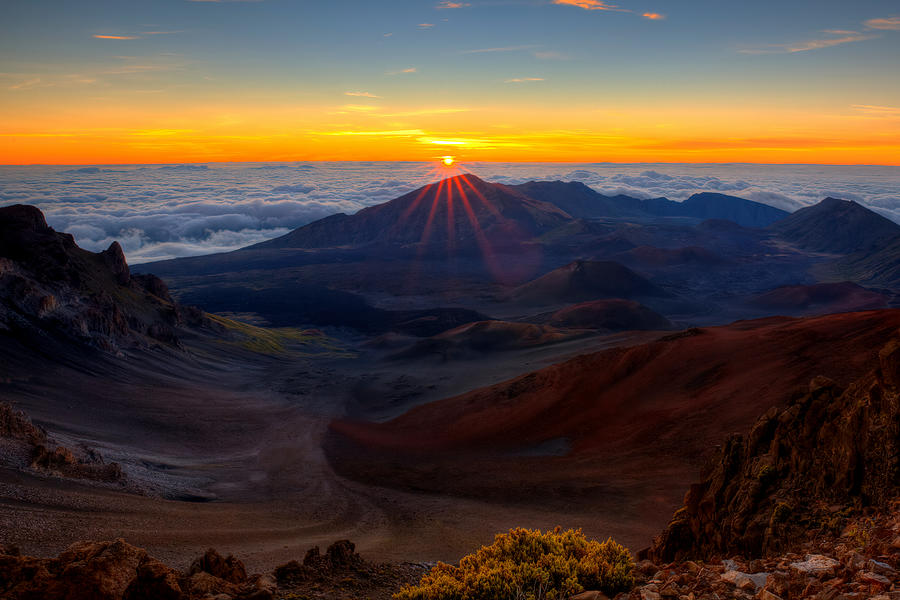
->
xmin=394 ymin=527 xmax=634 ymax=600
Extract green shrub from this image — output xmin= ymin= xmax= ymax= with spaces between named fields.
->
xmin=394 ymin=527 xmax=634 ymax=600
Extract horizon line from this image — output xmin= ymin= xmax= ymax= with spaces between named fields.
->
xmin=2 ymin=160 xmax=900 ymax=168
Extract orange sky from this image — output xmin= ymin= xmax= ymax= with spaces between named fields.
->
xmin=3 ymin=1 xmax=900 ymax=165
xmin=4 ymin=97 xmax=899 ymax=165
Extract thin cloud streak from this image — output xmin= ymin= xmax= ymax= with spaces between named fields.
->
xmin=321 ymin=129 xmax=426 ymax=136
xmin=642 ymin=12 xmax=665 ymax=20
xmin=865 ymin=17 xmax=900 ymax=30
xmin=505 ymin=77 xmax=544 ymax=83
xmin=553 ymin=0 xmax=630 ymax=13
xmin=460 ymin=45 xmax=539 ymax=54
xmin=93 ymin=35 xmax=140 ymax=40
xmin=740 ymin=32 xmax=878 ymax=54
xmin=8 ymin=78 xmax=42 ymax=91
xmin=380 ymin=108 xmax=470 ymax=117
xmin=345 ymin=91 xmax=380 ymax=98
xmin=852 ymin=104 xmax=900 ymax=116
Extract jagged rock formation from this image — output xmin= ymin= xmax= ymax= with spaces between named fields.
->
xmin=628 ymin=508 xmax=900 ymax=600
xmin=0 ymin=204 xmax=208 ymax=353
xmin=649 ymin=337 xmax=900 ymax=562
xmin=0 ymin=540 xmax=275 ymax=600
xmin=0 ymin=539 xmax=422 ymax=600
xmin=0 ymin=402 xmax=123 ymax=483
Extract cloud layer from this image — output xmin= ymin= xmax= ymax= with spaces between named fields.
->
xmin=1 ymin=162 xmax=898 ymax=263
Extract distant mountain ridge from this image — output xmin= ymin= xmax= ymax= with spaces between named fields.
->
xmin=252 ymin=173 xmax=571 ymax=250
xmin=253 ymin=176 xmax=793 ymax=252
xmin=510 ymin=181 xmax=790 ymax=227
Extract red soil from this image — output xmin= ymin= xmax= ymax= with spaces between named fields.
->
xmin=332 ymin=310 xmax=900 ymax=461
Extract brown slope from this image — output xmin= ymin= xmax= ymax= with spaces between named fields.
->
xmin=544 ymin=299 xmax=672 ymax=331
xmin=389 ymin=320 xmax=575 ymax=361
xmin=512 ymin=260 xmax=670 ymax=305
xmin=749 ymin=281 xmax=888 ymax=314
xmin=328 ymin=310 xmax=900 ymax=496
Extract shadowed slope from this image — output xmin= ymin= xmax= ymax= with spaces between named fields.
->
xmin=543 ymin=299 xmax=672 ymax=330
xmin=513 ymin=260 xmax=670 ymax=305
xmin=511 ymin=182 xmax=788 ymax=227
xmin=665 ymin=192 xmax=788 ymax=228
xmin=389 ymin=320 xmax=574 ymax=361
xmin=750 ymin=281 xmax=888 ymax=314
xmin=830 ymin=235 xmax=900 ymax=288
xmin=511 ymin=181 xmax=645 ymax=219
xmin=770 ymin=197 xmax=900 ymax=254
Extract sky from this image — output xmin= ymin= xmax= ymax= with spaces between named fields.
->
xmin=1 ymin=0 xmax=899 ymax=165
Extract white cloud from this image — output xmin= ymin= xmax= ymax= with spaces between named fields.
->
xmin=2 ymin=162 xmax=899 ymax=265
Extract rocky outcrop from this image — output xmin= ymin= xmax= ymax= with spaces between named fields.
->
xmin=629 ymin=506 xmax=900 ymax=600
xmin=649 ymin=338 xmax=900 ymax=562
xmin=0 ymin=539 xmax=419 ymax=600
xmin=0 ymin=402 xmax=125 ymax=483
xmin=0 ymin=204 xmax=212 ymax=353
xmin=0 ymin=540 xmax=273 ymax=600
xmin=189 ymin=548 xmax=248 ymax=584
xmin=274 ymin=540 xmax=365 ymax=582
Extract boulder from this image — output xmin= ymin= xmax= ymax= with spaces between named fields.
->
xmin=189 ymin=548 xmax=247 ymax=583
xmin=789 ymin=554 xmax=840 ymax=577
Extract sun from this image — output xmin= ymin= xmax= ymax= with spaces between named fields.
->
xmin=441 ymin=156 xmax=455 ymax=167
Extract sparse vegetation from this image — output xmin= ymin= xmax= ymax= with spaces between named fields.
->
xmin=394 ymin=527 xmax=634 ymax=600
xmin=209 ymin=314 xmax=352 ymax=356
xmin=843 ymin=517 xmax=874 ymax=549
xmin=770 ymin=502 xmax=792 ymax=525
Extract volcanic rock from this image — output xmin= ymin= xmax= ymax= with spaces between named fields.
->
xmin=0 ymin=203 xmax=210 ymax=352
xmin=649 ymin=337 xmax=900 ymax=562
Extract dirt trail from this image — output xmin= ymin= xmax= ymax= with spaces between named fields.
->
xmin=0 ymin=328 xmax=670 ymax=571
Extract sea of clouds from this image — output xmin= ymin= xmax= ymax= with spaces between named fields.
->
xmin=1 ymin=161 xmax=898 ymax=264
